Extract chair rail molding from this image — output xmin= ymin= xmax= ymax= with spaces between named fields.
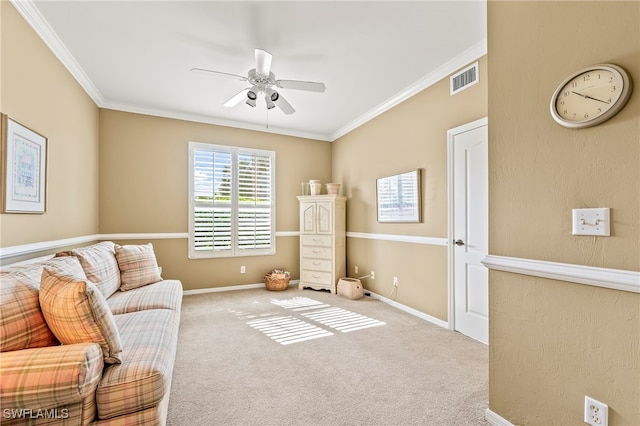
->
xmin=483 ymin=255 xmax=640 ymax=294
xmin=0 ymin=232 xmax=300 ymax=261
xmin=347 ymin=232 xmax=448 ymax=246
xmin=0 ymin=235 xmax=100 ymax=260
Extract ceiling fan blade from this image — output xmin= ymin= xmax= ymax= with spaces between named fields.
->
xmin=255 ymin=49 xmax=272 ymax=77
xmin=273 ymin=92 xmax=295 ymax=115
xmin=223 ymin=88 xmax=250 ymax=108
xmin=191 ymin=68 xmax=248 ymax=82
xmin=276 ymin=79 xmax=326 ymax=93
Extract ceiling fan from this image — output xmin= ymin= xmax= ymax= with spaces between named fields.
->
xmin=191 ymin=49 xmax=326 ymax=115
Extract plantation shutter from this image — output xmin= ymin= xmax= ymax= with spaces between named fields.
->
xmin=192 ymin=149 xmax=232 ymax=253
xmin=189 ymin=142 xmax=275 ymax=259
xmin=237 ymin=152 xmax=273 ymax=252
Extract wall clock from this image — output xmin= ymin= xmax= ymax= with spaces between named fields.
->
xmin=550 ymin=63 xmax=632 ymax=129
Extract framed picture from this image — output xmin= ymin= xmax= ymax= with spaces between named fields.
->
xmin=1 ymin=114 xmax=47 ymax=213
xmin=376 ymin=169 xmax=421 ymax=223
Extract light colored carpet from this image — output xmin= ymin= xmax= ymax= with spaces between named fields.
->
xmin=167 ymin=287 xmax=488 ymax=425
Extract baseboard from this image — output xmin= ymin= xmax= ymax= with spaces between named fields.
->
xmin=485 ymin=408 xmax=514 ymax=426
xmin=183 ymin=280 xmax=300 ymax=296
xmin=183 ymin=283 xmax=450 ymax=331
xmin=365 ymin=290 xmax=449 ymax=329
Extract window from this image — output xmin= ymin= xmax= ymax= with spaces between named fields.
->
xmin=188 ymin=142 xmax=275 ymax=258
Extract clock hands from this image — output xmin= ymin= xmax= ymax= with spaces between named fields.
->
xmin=571 ymin=91 xmax=610 ymax=104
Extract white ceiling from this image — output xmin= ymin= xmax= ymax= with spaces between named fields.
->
xmin=16 ymin=1 xmax=486 ymax=141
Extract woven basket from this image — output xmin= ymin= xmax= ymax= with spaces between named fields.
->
xmin=264 ymin=274 xmax=290 ymax=291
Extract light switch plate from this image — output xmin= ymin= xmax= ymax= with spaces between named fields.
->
xmin=572 ymin=208 xmax=610 ymax=236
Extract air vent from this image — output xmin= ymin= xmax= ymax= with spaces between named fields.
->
xmin=450 ymin=62 xmax=479 ymax=95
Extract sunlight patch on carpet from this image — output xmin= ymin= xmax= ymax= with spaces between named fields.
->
xmin=302 ymin=307 xmax=386 ymax=332
xmin=270 ymin=296 xmax=330 ymax=311
xmin=246 ymin=316 xmax=334 ymax=345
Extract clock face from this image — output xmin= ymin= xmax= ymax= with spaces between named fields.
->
xmin=550 ymin=64 xmax=632 ymax=128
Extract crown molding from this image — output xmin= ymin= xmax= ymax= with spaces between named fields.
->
xmin=12 ymin=0 xmax=486 ymax=143
xmin=329 ymin=38 xmax=488 ymax=141
xmin=100 ymin=103 xmax=332 ymax=142
xmin=10 ymin=0 xmax=105 ymax=106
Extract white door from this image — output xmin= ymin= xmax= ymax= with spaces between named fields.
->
xmin=449 ymin=119 xmax=488 ymax=344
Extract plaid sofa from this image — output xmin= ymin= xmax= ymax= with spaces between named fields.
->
xmin=0 ymin=242 xmax=183 ymax=425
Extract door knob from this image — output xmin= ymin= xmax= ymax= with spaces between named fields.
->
xmin=454 ymin=239 xmax=465 ymax=246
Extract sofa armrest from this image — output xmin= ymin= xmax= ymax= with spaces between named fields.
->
xmin=0 ymin=343 xmax=104 ymax=411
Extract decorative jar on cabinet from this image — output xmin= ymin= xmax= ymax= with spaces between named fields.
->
xmin=297 ymin=195 xmax=346 ymax=294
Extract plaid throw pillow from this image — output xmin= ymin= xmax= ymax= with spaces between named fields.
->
xmin=0 ymin=256 xmax=87 ymax=352
xmin=39 ymin=269 xmax=123 ymax=364
xmin=115 ymin=243 xmax=162 ymax=291
xmin=70 ymin=241 xmax=121 ymax=299
xmin=0 ymin=274 xmax=58 ymax=351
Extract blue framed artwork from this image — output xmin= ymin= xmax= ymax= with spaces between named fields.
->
xmin=1 ymin=114 xmax=47 ymax=213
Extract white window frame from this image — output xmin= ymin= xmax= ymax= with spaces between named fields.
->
xmin=188 ymin=141 xmax=276 ymax=259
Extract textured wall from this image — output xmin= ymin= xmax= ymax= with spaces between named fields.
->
xmin=488 ymin=1 xmax=639 ymax=424
xmin=0 ymin=3 xmax=99 ymax=249
xmin=333 ymin=56 xmax=488 ymax=320
xmin=98 ymin=109 xmax=332 ymax=290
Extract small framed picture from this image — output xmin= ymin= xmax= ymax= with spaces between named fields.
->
xmin=376 ymin=169 xmax=422 ymax=223
xmin=1 ymin=114 xmax=48 ymax=213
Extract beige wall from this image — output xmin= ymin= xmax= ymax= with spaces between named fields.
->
xmin=5 ymin=1 xmax=639 ymax=422
xmin=0 ymin=3 xmax=99 ymax=253
xmin=98 ymin=109 xmax=332 ymax=290
xmin=488 ymin=1 xmax=639 ymax=425
xmin=332 ymin=56 xmax=488 ymax=321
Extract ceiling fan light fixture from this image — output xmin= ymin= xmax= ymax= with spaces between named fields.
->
xmin=193 ymin=49 xmax=325 ymax=115
xmin=265 ymin=94 xmax=276 ymax=110
xmin=246 ymin=88 xmax=258 ymax=107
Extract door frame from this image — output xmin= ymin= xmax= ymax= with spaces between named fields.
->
xmin=446 ymin=116 xmax=488 ymax=333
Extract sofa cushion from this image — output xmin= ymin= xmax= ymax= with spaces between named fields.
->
xmin=96 ymin=309 xmax=179 ymax=419
xmin=107 ymin=280 xmax=183 ymax=315
xmin=39 ymin=269 xmax=123 ymax=364
xmin=115 ymin=243 xmax=162 ymax=291
xmin=70 ymin=241 xmax=121 ymax=299
xmin=0 ymin=273 xmax=58 ymax=352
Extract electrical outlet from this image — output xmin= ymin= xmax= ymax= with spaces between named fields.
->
xmin=370 ymin=271 xmax=375 ymax=280
xmin=240 ymin=266 xmax=246 ymax=274
xmin=393 ymin=277 xmax=398 ymax=287
xmin=355 ymin=265 xmax=359 ymax=274
xmin=584 ymin=396 xmax=608 ymax=426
